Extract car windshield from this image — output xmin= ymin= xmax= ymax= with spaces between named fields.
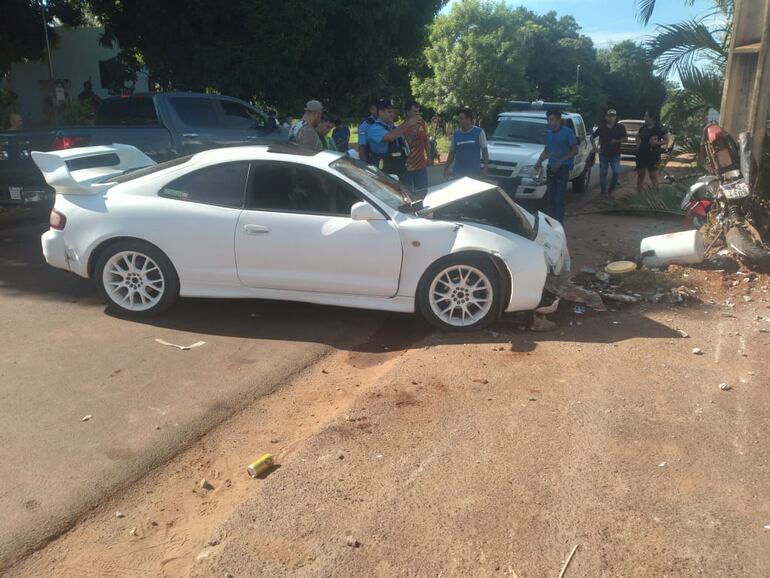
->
xmin=330 ymin=157 xmax=412 ymax=210
xmin=491 ymin=118 xmax=549 ymax=145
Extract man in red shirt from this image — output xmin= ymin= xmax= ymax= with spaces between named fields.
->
xmin=400 ymin=100 xmax=429 ymax=198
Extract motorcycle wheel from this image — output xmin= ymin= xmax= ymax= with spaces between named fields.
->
xmin=726 ymin=226 xmax=770 ymax=273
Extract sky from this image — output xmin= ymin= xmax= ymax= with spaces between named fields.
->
xmin=444 ymin=0 xmax=718 ymax=48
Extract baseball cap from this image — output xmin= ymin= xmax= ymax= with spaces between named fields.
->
xmin=606 ymin=109 xmax=617 ymax=116
xmin=377 ymin=98 xmax=395 ymax=111
xmin=305 ymin=99 xmax=323 ymax=112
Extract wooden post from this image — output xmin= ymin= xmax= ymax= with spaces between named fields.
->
xmin=720 ymin=0 xmax=770 ymax=162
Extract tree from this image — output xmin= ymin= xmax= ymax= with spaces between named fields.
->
xmin=1 ymin=0 xmax=87 ymax=75
xmin=87 ymin=0 xmax=445 ymax=114
xmin=410 ymin=0 xmax=531 ymax=125
xmin=411 ymin=1 xmax=613 ymax=126
xmin=599 ymin=41 xmax=667 ymax=118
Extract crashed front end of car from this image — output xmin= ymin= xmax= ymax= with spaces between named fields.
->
xmin=419 ymin=177 xmax=603 ymax=313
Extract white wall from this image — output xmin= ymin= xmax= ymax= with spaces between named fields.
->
xmin=7 ymin=26 xmax=148 ymax=125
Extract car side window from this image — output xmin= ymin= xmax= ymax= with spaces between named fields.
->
xmin=170 ymin=97 xmax=220 ymax=129
xmin=218 ymin=100 xmax=267 ymax=130
xmin=248 ymin=162 xmax=362 ymax=217
xmin=159 ymin=162 xmax=249 ymax=208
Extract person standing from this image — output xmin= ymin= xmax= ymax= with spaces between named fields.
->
xmin=77 ymin=79 xmax=102 ymax=115
xmin=316 ymin=112 xmax=338 ymax=151
xmin=366 ymin=99 xmax=418 ymax=177
xmin=357 ymin=101 xmax=378 ymax=163
xmin=591 ymin=109 xmax=627 ymax=198
xmin=443 ymin=108 xmax=489 ymax=180
xmin=288 ymin=100 xmax=324 ymax=150
xmin=6 ymin=112 xmax=23 ymax=130
xmin=636 ymin=110 xmax=670 ymax=192
xmin=534 ymin=109 xmax=578 ymax=224
xmin=401 ymin=100 xmax=429 ymax=197
xmin=332 ymin=117 xmax=350 ymax=152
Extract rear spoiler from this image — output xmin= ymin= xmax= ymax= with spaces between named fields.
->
xmin=31 ymin=144 xmax=155 ymax=195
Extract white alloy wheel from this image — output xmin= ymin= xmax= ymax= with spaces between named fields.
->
xmin=428 ymin=264 xmax=494 ymax=328
xmin=102 ymin=250 xmax=165 ymax=312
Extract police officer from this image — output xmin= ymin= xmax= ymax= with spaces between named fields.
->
xmin=357 ymin=101 xmax=378 ymax=163
xmin=366 ymin=99 xmax=418 ymax=176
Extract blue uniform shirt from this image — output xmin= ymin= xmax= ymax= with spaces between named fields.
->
xmin=367 ymin=120 xmax=394 ymax=156
xmin=546 ymin=125 xmax=577 ymax=169
xmin=357 ymin=115 xmax=376 ymax=149
xmin=451 ymin=126 xmax=487 ymax=177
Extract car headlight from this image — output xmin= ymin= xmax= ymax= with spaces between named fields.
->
xmin=519 ymin=165 xmax=545 ymax=183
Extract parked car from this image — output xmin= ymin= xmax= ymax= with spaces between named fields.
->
xmin=618 ymin=119 xmax=644 ymax=158
xmin=1 ymin=92 xmax=287 ymax=207
xmin=32 ymin=143 xmax=571 ymax=332
xmin=486 ymin=101 xmax=596 ymax=201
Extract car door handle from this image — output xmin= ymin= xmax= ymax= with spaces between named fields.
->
xmin=244 ymin=224 xmax=269 ymax=234
xmin=182 ymin=133 xmax=198 ymax=138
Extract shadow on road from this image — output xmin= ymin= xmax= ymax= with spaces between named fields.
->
xmin=2 ymin=222 xmax=685 ymax=355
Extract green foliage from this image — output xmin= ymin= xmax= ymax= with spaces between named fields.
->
xmin=1 ymin=0 xmax=88 ymax=74
xmin=411 ymin=0 xmax=532 ymax=125
xmin=87 ymin=0 xmax=445 ymax=115
xmin=412 ymin=1 xmax=664 ymax=127
xmin=599 ymin=40 xmax=667 ymax=119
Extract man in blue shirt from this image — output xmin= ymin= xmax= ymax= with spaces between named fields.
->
xmin=535 ymin=109 xmax=578 ymax=224
xmin=366 ymin=99 xmax=418 ymax=176
xmin=357 ymin=101 xmax=378 ymax=163
xmin=443 ymin=108 xmax=489 ymax=180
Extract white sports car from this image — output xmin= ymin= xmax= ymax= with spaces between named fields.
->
xmin=33 ymin=143 xmax=570 ymax=331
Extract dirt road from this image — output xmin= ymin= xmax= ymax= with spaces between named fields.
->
xmin=9 ymin=210 xmax=770 ymax=577
xmin=0 ymin=221 xmax=403 ymax=569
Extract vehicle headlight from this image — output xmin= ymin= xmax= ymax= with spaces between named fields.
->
xmin=519 ymin=165 xmax=545 ymax=183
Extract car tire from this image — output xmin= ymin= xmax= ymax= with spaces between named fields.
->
xmin=571 ymin=155 xmax=594 ymax=194
xmin=95 ymin=239 xmax=179 ymax=317
xmin=417 ymin=254 xmax=502 ymax=332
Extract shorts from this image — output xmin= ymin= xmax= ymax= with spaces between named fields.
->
xmin=636 ymin=154 xmax=661 ymax=171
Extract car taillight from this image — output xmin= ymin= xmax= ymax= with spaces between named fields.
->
xmin=52 ymin=135 xmax=91 ymax=150
xmin=50 ymin=209 xmax=67 ymax=230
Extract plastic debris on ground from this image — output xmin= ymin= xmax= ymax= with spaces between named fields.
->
xmin=719 ymin=383 xmax=732 ymax=391
xmin=154 ymin=338 xmax=207 ymax=351
xmin=545 ymin=274 xmax=606 ymax=311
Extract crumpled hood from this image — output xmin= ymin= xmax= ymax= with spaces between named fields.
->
xmin=420 ymin=177 xmax=498 ymax=212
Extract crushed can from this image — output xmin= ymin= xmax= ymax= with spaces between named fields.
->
xmin=247 ymin=454 xmax=275 ymax=478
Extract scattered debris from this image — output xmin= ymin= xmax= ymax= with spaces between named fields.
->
xmin=270 ymin=437 xmax=279 ymax=444
xmin=603 ymin=293 xmax=639 ymax=304
xmin=676 ymin=330 xmax=690 ymax=338
xmin=580 ymin=266 xmax=597 ymax=275
xmin=529 ymin=314 xmax=557 ymax=332
xmin=573 ymin=305 xmax=586 ymax=315
xmin=605 ymin=261 xmax=637 ymax=275
xmin=719 ymin=383 xmax=732 ymax=391
xmin=154 ymin=338 xmax=206 ymax=351
xmin=129 ymin=527 xmax=137 ymax=536
xmin=612 ymin=321 xmax=621 ymax=325
xmin=546 ymin=275 xmax=606 ymax=311
xmin=743 ymin=296 xmax=753 ymax=302
xmin=595 ymin=271 xmax=611 ymax=283
xmin=81 ymin=414 xmax=92 ymax=422
xmin=535 ymin=297 xmax=560 ymax=316
xmin=658 ymin=462 xmax=667 ymax=467
xmin=640 ymin=230 xmax=705 ymax=267
xmin=247 ymin=454 xmax=275 ymax=478
xmin=207 ymin=538 xmax=220 ymax=547
xmin=692 ymin=348 xmax=704 ymax=355
xmin=345 ymin=535 xmax=362 ymax=548
xmin=558 ymin=544 xmax=580 ymax=578
xmin=115 ymin=511 xmax=125 ymax=519
xmin=200 ymin=478 xmax=214 ymax=490
xmin=337 ymin=451 xmax=345 ymax=460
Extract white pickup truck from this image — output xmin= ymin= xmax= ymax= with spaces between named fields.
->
xmin=486 ymin=102 xmax=595 ymax=200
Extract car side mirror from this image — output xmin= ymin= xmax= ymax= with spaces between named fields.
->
xmin=351 ymin=201 xmax=385 ymax=221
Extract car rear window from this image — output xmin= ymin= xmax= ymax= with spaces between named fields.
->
xmin=171 ymin=97 xmax=220 ymax=128
xmin=96 ymin=97 xmax=160 ymax=126
xmin=105 ymin=155 xmax=193 ymax=184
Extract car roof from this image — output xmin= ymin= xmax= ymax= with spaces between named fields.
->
xmin=619 ymin=119 xmax=644 ymax=124
xmin=187 ymin=145 xmax=343 ymax=167
xmin=497 ymin=111 xmax=581 ymax=120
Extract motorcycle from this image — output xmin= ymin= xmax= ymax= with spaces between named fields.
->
xmin=679 ymin=124 xmax=770 ymax=272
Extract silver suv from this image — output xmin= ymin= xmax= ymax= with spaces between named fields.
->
xmin=487 ymin=102 xmax=596 ymax=200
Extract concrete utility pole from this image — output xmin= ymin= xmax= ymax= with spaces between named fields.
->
xmin=719 ymin=0 xmax=770 ymax=163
